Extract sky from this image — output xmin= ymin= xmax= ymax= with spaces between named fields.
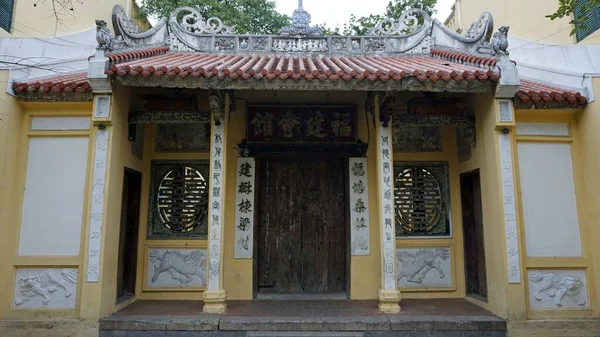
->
xmin=275 ymin=0 xmax=455 ymax=30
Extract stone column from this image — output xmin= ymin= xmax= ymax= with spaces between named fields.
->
xmin=204 ymin=92 xmax=229 ymax=313
xmin=374 ymin=93 xmax=401 ymax=313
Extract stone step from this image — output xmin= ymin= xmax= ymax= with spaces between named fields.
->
xmin=247 ymin=332 xmax=363 ymax=337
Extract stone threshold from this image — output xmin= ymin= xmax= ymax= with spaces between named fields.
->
xmin=99 ymin=314 xmax=507 ymax=332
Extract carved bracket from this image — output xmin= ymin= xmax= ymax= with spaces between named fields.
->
xmin=380 ymin=92 xmax=396 ymax=127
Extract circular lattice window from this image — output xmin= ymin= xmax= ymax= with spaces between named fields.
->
xmin=394 ymin=167 xmax=443 ymax=234
xmin=156 ymin=166 xmax=208 ymax=233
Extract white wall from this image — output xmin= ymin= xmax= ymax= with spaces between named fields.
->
xmin=18 ymin=137 xmax=89 ymax=256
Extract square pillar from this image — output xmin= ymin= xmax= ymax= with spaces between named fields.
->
xmin=204 ymin=92 xmax=229 ymax=313
xmin=374 ymin=93 xmax=401 ymax=313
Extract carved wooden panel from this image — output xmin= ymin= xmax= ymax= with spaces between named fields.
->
xmin=247 ymin=105 xmax=357 ymax=144
xmin=394 ymin=162 xmax=451 ymax=237
xmin=147 ymin=161 xmax=209 ymax=239
xmin=393 ymin=126 xmax=442 ymax=153
xmin=155 ymin=123 xmax=210 ymax=152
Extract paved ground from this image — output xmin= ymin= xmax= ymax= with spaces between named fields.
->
xmin=112 ymin=298 xmax=494 ymax=317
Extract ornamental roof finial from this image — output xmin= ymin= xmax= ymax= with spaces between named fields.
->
xmin=278 ymin=0 xmax=323 ymax=36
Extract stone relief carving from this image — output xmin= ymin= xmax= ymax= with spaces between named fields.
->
xmin=456 ymin=126 xmax=476 ymax=163
xmin=148 ymin=249 xmax=207 ymax=287
xmin=272 ymin=38 xmax=328 ymax=52
xmin=171 ymin=7 xmax=236 ymax=35
xmin=131 ymin=124 xmax=145 ymax=160
xmin=251 ymin=37 xmax=269 ymax=50
xmin=478 ymin=26 xmax=510 ymax=56
xmin=528 ymin=270 xmax=588 ymax=308
xmin=106 ymin=4 xmax=500 ymax=58
xmin=396 ymin=248 xmax=452 ymax=288
xmin=14 ymin=268 xmax=78 ymax=308
xmin=364 ymin=38 xmax=386 ymax=52
xmin=368 ymin=9 xmax=431 ymax=36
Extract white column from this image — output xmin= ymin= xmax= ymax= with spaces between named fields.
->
xmin=204 ymin=92 xmax=228 ymax=313
xmin=375 ymin=93 xmax=401 ymax=313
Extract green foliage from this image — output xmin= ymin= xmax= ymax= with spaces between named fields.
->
xmin=137 ymin=0 xmax=290 ymax=34
xmin=547 ymin=0 xmax=600 ymax=36
xmin=341 ymin=0 xmax=437 ymax=35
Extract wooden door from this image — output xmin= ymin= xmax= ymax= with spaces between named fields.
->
xmin=460 ymin=170 xmax=488 ymax=300
xmin=257 ymin=158 xmax=347 ymax=294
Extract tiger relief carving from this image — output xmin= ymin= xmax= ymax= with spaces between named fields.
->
xmin=529 ymin=272 xmax=587 ymax=307
xmin=149 ymin=250 xmax=207 ymax=286
xmin=14 ymin=269 xmax=78 ymax=306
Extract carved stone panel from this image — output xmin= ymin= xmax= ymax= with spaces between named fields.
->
xmin=396 ymin=247 xmax=452 ymax=289
xmin=156 ymin=123 xmax=210 ymax=152
xmin=499 ymin=134 xmax=521 ymax=283
xmin=394 ymin=162 xmax=451 ymax=237
xmin=349 ymin=158 xmax=370 ymax=256
xmin=146 ymin=248 xmax=207 ymax=289
xmin=456 ymin=126 xmax=476 ymax=163
xmin=147 ymin=161 xmax=209 ymax=239
xmin=528 ymin=269 xmax=589 ymax=309
xmin=14 ymin=268 xmax=78 ymax=308
xmin=393 ymin=126 xmax=442 ymax=153
xmin=378 ymin=126 xmax=397 ymax=290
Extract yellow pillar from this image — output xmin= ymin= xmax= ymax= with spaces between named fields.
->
xmin=374 ymin=93 xmax=401 ymax=313
xmin=203 ymin=92 xmax=230 ymax=313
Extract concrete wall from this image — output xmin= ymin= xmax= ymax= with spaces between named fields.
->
xmin=0 ymin=0 xmax=131 ymax=37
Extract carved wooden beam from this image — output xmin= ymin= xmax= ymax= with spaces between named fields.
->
xmin=128 ymin=110 xmax=210 ymax=124
xmin=392 ymin=113 xmax=475 ymax=126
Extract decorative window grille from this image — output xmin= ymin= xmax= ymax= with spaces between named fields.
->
xmin=575 ymin=0 xmax=600 ymax=42
xmin=394 ymin=162 xmax=451 ymax=237
xmin=0 ymin=0 xmax=14 ymax=33
xmin=148 ymin=161 xmax=209 ymax=238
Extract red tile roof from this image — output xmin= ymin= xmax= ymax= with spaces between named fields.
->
xmin=12 ymin=58 xmax=589 ymax=109
xmin=431 ymin=48 xmax=498 ymax=68
xmin=13 ymin=72 xmax=90 ymax=94
xmin=105 ymin=53 xmax=501 ymax=82
xmin=516 ymin=79 xmax=587 ymax=108
xmin=106 ymin=46 xmax=170 ymax=63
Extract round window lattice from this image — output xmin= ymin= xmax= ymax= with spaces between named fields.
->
xmin=394 ymin=167 xmax=443 ymax=234
xmin=156 ymin=166 xmax=208 ymax=233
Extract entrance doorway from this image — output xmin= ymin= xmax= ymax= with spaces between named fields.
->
xmin=460 ymin=170 xmax=488 ymax=300
xmin=116 ymin=168 xmax=142 ymax=303
xmin=256 ymin=158 xmax=347 ymax=295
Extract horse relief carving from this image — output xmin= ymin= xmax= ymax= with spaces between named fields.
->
xmin=14 ymin=269 xmax=78 ymax=306
xmin=396 ymin=248 xmax=450 ymax=286
xmin=529 ymin=272 xmax=587 ymax=307
xmin=149 ymin=250 xmax=207 ymax=286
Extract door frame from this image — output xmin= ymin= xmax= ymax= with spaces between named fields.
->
xmin=252 ymin=154 xmax=352 ymax=298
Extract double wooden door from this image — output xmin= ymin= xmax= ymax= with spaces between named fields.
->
xmin=257 ymin=158 xmax=347 ymax=294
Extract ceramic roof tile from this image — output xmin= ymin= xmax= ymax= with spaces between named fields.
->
xmin=104 ymin=52 xmax=501 ymax=82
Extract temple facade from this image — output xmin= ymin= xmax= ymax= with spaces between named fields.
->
xmin=0 ymin=1 xmax=599 ymax=337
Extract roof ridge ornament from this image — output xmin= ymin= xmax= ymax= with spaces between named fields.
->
xmin=171 ymin=7 xmax=236 ymax=35
xmin=368 ymin=9 xmax=432 ymax=36
xmin=278 ymin=0 xmax=323 ymax=37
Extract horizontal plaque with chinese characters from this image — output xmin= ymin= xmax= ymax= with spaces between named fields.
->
xmin=247 ymin=105 xmax=357 ymax=144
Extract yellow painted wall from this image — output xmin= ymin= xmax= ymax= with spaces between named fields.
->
xmin=0 ymin=86 xmax=94 ymax=324
xmin=452 ymin=0 xmax=600 ymax=45
xmin=0 ymin=70 xmax=25 ymax=319
xmin=0 ymin=0 xmax=130 ymax=37
xmin=458 ymin=93 xmax=511 ymax=318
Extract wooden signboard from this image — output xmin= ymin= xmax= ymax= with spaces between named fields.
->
xmin=247 ymin=105 xmax=357 ymax=144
